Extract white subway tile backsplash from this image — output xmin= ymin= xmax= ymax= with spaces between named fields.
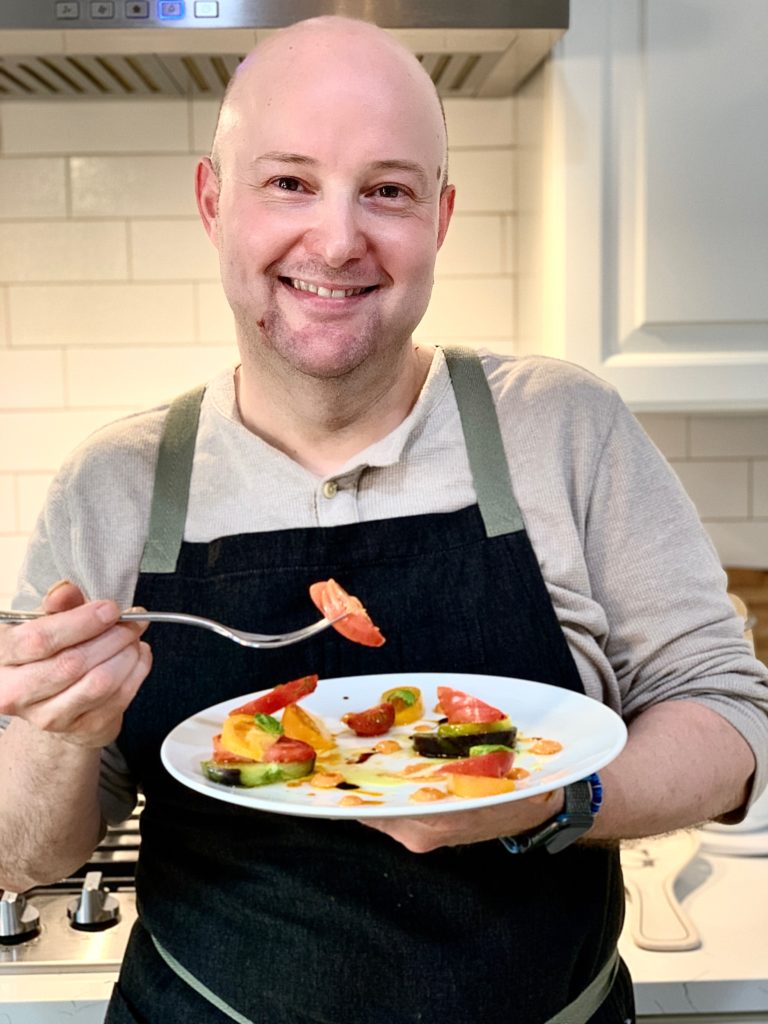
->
xmin=130 ymin=219 xmax=219 ymax=280
xmin=416 ymin=277 xmax=514 ymax=340
xmin=9 ymin=283 xmax=196 ymax=346
xmin=0 ymin=221 xmax=128 ymax=282
xmin=197 ymin=283 xmax=237 ymax=344
xmin=191 ymin=99 xmax=220 ymax=155
xmin=0 ymin=410 xmax=123 ymax=472
xmin=0 ymin=535 xmax=30 ymax=597
xmin=0 ymin=288 xmax=7 ymax=347
xmin=0 ymin=475 xmax=15 ymax=531
xmin=65 ymin=346 xmax=238 ymax=407
xmin=0 ymin=100 xmax=190 ymax=155
xmin=70 ymin=155 xmax=201 ymax=218
xmin=436 ymin=215 xmax=504 ymax=276
xmin=690 ymin=415 xmax=768 ymax=458
xmin=704 ymin=520 xmax=768 ymax=570
xmin=0 ymin=350 xmax=65 ymax=409
xmin=444 ymin=98 xmax=514 ymax=148
xmin=753 ymin=460 xmax=768 ymax=518
xmin=635 ymin=413 xmax=688 ymax=459
xmin=17 ymin=474 xmax=55 ymax=533
xmin=449 ymin=150 xmax=515 ymax=214
xmin=0 ymin=159 xmax=67 ymax=220
xmin=670 ymin=460 xmax=749 ymax=519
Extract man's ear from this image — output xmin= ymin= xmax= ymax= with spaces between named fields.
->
xmin=195 ymin=157 xmax=221 ymax=247
xmin=437 ymin=184 xmax=456 ymax=250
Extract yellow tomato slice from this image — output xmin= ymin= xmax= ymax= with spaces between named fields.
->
xmin=445 ymin=774 xmax=517 ymax=799
xmin=281 ymin=702 xmax=336 ymax=753
xmin=220 ymin=713 xmax=280 ymax=761
xmin=380 ymin=686 xmax=424 ymax=726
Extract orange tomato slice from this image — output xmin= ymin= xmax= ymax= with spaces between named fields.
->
xmin=309 ymin=578 xmax=385 ymax=648
xmin=281 ymin=702 xmax=337 ymax=753
xmin=220 ymin=713 xmax=281 ymax=761
xmin=445 ymin=774 xmax=517 ymax=799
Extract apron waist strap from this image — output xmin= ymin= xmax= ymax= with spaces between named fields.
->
xmin=152 ymin=935 xmax=253 ymax=1024
xmin=546 ymin=946 xmax=620 ymax=1024
xmin=152 ymin=933 xmax=619 ymax=1024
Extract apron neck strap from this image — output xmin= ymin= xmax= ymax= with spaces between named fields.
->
xmin=139 ymin=348 xmax=524 ymax=573
xmin=441 ymin=346 xmax=525 ymax=537
xmin=139 ymin=384 xmax=205 ymax=574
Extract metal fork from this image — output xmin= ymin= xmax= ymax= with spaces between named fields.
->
xmin=0 ymin=609 xmax=342 ymax=649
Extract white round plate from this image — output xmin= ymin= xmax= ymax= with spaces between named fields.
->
xmin=160 ymin=672 xmax=627 ymax=819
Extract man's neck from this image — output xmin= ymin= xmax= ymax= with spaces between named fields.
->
xmin=234 ymin=345 xmax=435 ymax=477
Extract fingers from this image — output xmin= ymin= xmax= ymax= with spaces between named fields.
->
xmin=1 ymin=600 xmax=147 ymax=671
xmin=0 ymin=596 xmax=153 ymax=748
xmin=42 ymin=580 xmax=86 ymax=614
xmin=46 ymin=641 xmax=154 ymax=748
xmin=360 ymin=789 xmax=566 ymax=854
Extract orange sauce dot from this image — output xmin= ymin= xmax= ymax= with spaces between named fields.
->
xmin=374 ymin=739 xmax=401 ymax=754
xmin=310 ymin=772 xmax=345 ymax=789
xmin=410 ymin=787 xmax=448 ymax=803
xmin=528 ymin=739 xmax=563 ymax=756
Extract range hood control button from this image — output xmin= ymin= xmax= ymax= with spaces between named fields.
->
xmin=67 ymin=871 xmax=121 ymax=931
xmin=0 ymin=891 xmax=41 ymax=945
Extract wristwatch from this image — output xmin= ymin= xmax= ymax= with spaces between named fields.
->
xmin=499 ymin=773 xmax=603 ymax=855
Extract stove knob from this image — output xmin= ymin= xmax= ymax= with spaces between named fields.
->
xmin=67 ymin=871 xmax=120 ymax=931
xmin=0 ymin=890 xmax=41 ymax=944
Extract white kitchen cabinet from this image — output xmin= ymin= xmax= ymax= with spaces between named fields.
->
xmin=516 ymin=0 xmax=768 ymax=410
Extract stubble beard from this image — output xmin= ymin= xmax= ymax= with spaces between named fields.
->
xmin=236 ymin=304 xmax=391 ymax=382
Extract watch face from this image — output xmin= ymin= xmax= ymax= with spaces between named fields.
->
xmin=545 ymin=815 xmax=594 ymax=854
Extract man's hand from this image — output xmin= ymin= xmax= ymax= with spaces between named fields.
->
xmin=361 ymin=787 xmax=564 ymax=853
xmin=0 ymin=581 xmax=152 ymax=748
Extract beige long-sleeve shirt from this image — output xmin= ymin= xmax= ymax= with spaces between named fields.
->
xmin=7 ymin=349 xmax=768 ymax=822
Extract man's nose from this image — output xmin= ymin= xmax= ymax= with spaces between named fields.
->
xmin=305 ymin=196 xmax=367 ymax=267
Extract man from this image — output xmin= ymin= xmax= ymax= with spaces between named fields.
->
xmin=1 ymin=16 xmax=766 ymax=1024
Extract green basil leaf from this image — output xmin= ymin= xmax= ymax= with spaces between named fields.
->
xmin=253 ymin=713 xmax=283 ymax=734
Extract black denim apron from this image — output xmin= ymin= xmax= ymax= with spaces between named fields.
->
xmin=107 ymin=348 xmax=634 ymax=1024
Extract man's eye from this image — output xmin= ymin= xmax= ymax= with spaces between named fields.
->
xmin=274 ymin=177 xmax=303 ymax=191
xmin=374 ymin=184 xmax=406 ymax=199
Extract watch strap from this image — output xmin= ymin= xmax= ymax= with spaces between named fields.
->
xmin=500 ymin=773 xmax=602 ymax=855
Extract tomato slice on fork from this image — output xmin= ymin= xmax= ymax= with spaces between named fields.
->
xmin=309 ymin=578 xmax=385 ymax=648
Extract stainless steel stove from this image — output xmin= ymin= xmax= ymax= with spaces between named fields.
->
xmin=0 ymin=799 xmax=141 ymax=973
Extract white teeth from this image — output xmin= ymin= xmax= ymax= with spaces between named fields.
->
xmin=290 ymin=279 xmax=367 ymax=298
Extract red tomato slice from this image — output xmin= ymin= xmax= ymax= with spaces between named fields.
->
xmin=436 ymin=686 xmax=506 ymax=724
xmin=436 ymin=749 xmax=515 ymax=778
xmin=262 ymin=736 xmax=316 ymax=764
xmin=211 ymin=733 xmax=256 ymax=764
xmin=309 ymin=579 xmax=385 ymax=648
xmin=230 ymin=674 xmax=319 ymax=717
xmin=342 ymin=702 xmax=396 ymax=737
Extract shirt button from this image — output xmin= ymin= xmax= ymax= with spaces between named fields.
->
xmin=322 ymin=480 xmax=338 ymax=499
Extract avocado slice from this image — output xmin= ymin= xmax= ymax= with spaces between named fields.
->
xmin=411 ymin=726 xmax=517 ymax=759
xmin=201 ymin=758 xmax=314 ymax=788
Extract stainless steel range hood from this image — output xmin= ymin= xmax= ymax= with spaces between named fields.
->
xmin=0 ymin=1 xmax=568 ymax=100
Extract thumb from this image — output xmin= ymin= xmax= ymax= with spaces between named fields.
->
xmin=42 ymin=579 xmax=87 ymax=614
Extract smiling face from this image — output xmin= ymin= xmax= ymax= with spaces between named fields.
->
xmin=196 ymin=18 xmax=454 ymax=381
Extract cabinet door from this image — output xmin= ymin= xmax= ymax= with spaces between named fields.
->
xmin=541 ymin=0 xmax=768 ymax=409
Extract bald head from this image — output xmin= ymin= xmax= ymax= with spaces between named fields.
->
xmin=210 ymin=16 xmax=448 ymax=189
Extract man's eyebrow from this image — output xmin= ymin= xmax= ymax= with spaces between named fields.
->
xmin=252 ymin=152 xmax=318 ymax=167
xmin=367 ymin=160 xmax=431 ymax=190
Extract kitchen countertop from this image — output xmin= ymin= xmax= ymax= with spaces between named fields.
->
xmin=619 ymin=838 xmax=768 ymax=1019
xmin=2 ymin=840 xmax=768 ymax=1022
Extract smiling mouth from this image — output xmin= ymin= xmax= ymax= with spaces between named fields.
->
xmin=281 ymin=277 xmax=378 ymax=299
